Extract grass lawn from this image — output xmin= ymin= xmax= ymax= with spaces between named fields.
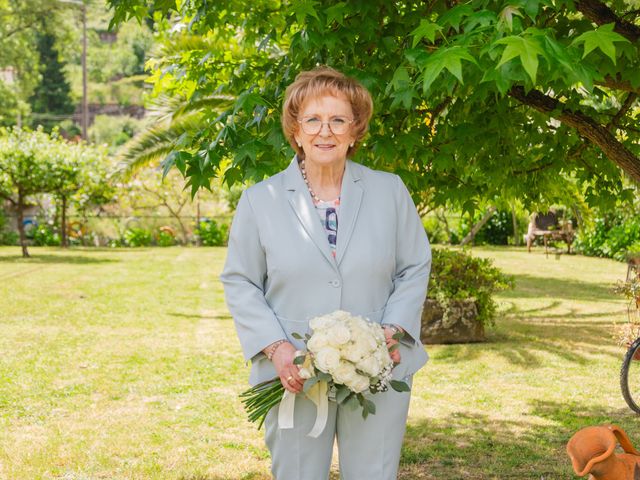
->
xmin=0 ymin=245 xmax=635 ymax=479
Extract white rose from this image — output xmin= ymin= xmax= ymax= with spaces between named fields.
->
xmin=375 ymin=347 xmax=393 ymax=367
xmin=342 ymin=345 xmax=364 ymax=363
xmin=372 ymin=326 xmax=386 ymax=343
xmin=331 ymin=362 xmax=357 ymax=385
xmin=330 ymin=323 xmax=351 ymax=345
xmin=356 ymin=355 xmax=381 ymax=377
xmin=346 ymin=374 xmax=371 ymax=393
xmin=309 ymin=315 xmax=336 ymax=331
xmin=314 ymin=347 xmax=341 ymax=373
xmin=307 ymin=331 xmax=330 ymax=353
xmin=353 ymin=334 xmax=377 ymax=354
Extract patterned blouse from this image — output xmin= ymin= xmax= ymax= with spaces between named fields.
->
xmin=313 ymin=197 xmax=340 ymax=258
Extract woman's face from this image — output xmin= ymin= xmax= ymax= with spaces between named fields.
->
xmin=294 ymin=94 xmax=356 ymax=168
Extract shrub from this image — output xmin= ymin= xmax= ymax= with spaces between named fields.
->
xmin=0 ymin=230 xmax=18 ymax=245
xmin=156 ymin=230 xmax=176 ymax=247
xmin=481 ymin=210 xmax=514 ymax=245
xmin=429 ymin=248 xmax=514 ymax=326
xmin=124 ymin=227 xmax=153 ymax=247
xmin=196 ymin=220 xmax=229 ymax=246
xmin=32 ymin=224 xmax=61 ymax=246
xmin=423 ymin=216 xmax=449 ymax=244
xmin=574 ymin=215 xmax=640 ymax=261
xmin=0 ymin=210 xmax=18 ymax=245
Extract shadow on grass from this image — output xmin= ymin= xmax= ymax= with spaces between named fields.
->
xmin=0 ymin=253 xmax=118 ymax=264
xmin=502 ymin=274 xmax=617 ymax=302
xmin=179 ymin=475 xmax=268 ymax=480
xmin=430 ymin=317 xmax=622 ymax=367
xmin=399 ymin=400 xmax=638 ymax=479
xmin=501 ymin=300 xmax=626 ymax=321
xmin=167 ymin=312 xmax=233 ymax=321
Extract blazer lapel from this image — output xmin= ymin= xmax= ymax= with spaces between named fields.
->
xmin=283 ymin=157 xmax=337 ymax=268
xmin=335 ymin=160 xmax=363 ymax=266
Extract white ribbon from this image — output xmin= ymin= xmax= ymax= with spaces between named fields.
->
xmin=278 ymin=381 xmax=329 ymax=438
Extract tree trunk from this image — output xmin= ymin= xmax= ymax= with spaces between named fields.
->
xmin=512 ymin=207 xmax=520 ymax=246
xmin=16 ymin=190 xmax=29 ymax=258
xmin=436 ymin=209 xmax=453 ymax=244
xmin=61 ymin=195 xmax=68 ymax=248
xmin=460 ymin=206 xmax=497 ymax=246
xmin=176 ymin=217 xmax=188 ymax=245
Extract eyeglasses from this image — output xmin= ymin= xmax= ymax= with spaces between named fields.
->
xmin=297 ymin=116 xmax=354 ymax=135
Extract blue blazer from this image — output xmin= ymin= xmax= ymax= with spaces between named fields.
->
xmin=221 ymin=157 xmax=432 ymax=385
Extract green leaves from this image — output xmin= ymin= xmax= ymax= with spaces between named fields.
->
xmin=571 ymin=23 xmax=630 ymax=64
xmin=290 ymin=0 xmax=320 ymax=24
xmin=498 ymin=5 xmax=523 ymax=32
xmin=390 ymin=380 xmax=411 ymax=392
xmin=495 ymin=34 xmax=544 ymax=83
xmin=325 ymin=2 xmax=348 ymax=25
xmin=438 ymin=4 xmax=475 ymax=32
xmin=411 ymin=20 xmax=442 ymax=47
xmin=107 ymin=0 xmax=639 ymax=212
xmin=420 ymin=46 xmax=478 ymax=93
xmin=335 ymin=385 xmax=351 ymax=404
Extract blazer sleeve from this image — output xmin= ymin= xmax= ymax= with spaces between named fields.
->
xmin=382 ymin=175 xmax=432 ymax=343
xmin=220 ymin=190 xmax=287 ymax=362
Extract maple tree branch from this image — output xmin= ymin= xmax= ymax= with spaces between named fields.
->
xmin=596 ymin=76 xmax=640 ymax=93
xmin=607 ymin=92 xmax=638 ymax=131
xmin=574 ymin=0 xmax=640 ymax=43
xmin=509 ymin=85 xmax=640 ymax=183
xmin=513 ymin=161 xmax=555 ymax=175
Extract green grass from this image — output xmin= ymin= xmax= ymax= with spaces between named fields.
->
xmin=0 ymin=246 xmax=635 ymax=479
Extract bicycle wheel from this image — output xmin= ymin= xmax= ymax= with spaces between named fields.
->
xmin=621 ymin=336 xmax=640 ymax=414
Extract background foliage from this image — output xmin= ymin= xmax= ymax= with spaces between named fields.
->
xmin=109 ymin=0 xmax=639 ymax=215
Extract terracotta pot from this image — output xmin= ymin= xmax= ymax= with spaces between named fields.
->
xmin=567 ymin=425 xmax=640 ymax=479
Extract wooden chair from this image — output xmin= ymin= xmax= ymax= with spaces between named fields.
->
xmin=525 ymin=211 xmax=575 ymax=255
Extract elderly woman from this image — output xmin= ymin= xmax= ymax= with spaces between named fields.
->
xmin=221 ymin=67 xmax=431 ymax=480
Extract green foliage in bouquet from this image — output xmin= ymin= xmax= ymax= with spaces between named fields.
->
xmin=429 ymin=248 xmax=514 ymax=326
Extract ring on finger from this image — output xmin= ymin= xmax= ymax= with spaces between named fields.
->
xmin=286 ymin=375 xmax=294 ymax=382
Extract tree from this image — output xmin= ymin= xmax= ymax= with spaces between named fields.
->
xmin=47 ymin=141 xmax=111 ymax=248
xmin=29 ymin=32 xmax=75 ymax=131
xmin=0 ymin=128 xmax=56 ymax=257
xmin=0 ymin=1 xmax=70 ymax=125
xmin=108 ymin=0 xmax=640 ymax=213
xmin=0 ymin=128 xmax=110 ymax=254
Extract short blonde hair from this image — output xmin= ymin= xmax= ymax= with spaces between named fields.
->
xmin=281 ymin=66 xmax=373 ymax=159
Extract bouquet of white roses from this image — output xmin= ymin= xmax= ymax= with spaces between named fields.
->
xmin=240 ymin=310 xmax=410 ymax=431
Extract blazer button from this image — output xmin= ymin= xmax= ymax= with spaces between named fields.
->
xmin=330 ymin=279 xmax=341 ymax=287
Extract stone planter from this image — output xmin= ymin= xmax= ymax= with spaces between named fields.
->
xmin=420 ymin=298 xmax=485 ymax=344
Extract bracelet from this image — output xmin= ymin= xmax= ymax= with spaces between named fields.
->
xmin=382 ymin=324 xmax=401 ymax=335
xmin=265 ymin=339 xmax=287 ymax=361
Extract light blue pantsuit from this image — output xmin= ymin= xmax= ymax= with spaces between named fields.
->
xmin=221 ymin=157 xmax=431 ymax=479
xmin=265 ymin=377 xmax=413 ymax=480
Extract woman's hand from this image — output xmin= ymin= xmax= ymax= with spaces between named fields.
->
xmin=384 ymin=326 xmax=402 ymax=364
xmin=271 ymin=342 xmax=305 ymax=393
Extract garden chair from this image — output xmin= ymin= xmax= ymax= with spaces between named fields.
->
xmin=525 ymin=211 xmax=575 ymax=255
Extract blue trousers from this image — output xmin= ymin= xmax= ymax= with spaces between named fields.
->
xmin=264 ymin=377 xmax=412 ymax=480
